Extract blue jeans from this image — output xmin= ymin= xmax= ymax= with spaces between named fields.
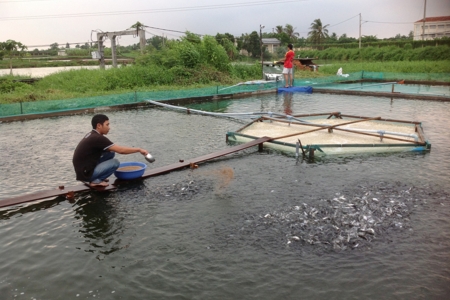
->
xmin=90 ymin=151 xmax=120 ymax=183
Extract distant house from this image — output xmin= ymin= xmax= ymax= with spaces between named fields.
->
xmin=262 ymin=38 xmax=281 ymax=53
xmin=413 ymin=16 xmax=450 ymax=40
xmin=238 ymin=38 xmax=282 ymax=56
xmin=57 ymin=50 xmax=67 ymax=56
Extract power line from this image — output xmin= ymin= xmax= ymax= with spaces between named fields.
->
xmin=143 ymin=25 xmax=196 ymax=35
xmin=364 ymin=20 xmax=414 ymax=24
xmin=25 ymin=24 xmax=194 ymax=48
xmin=328 ymin=14 xmax=360 ymax=28
xmin=1 ymin=0 xmax=306 ymax=21
xmin=0 ymin=0 xmax=54 ymax=2
xmin=26 ymin=42 xmax=94 ymax=48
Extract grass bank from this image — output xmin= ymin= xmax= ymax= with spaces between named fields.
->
xmin=1 ymin=60 xmax=449 ymax=104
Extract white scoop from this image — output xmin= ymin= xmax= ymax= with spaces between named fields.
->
xmin=145 ymin=153 xmax=155 ymax=163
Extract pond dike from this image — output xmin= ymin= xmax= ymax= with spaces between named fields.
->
xmin=313 ymin=79 xmax=450 ymax=102
xmin=0 ymin=89 xmax=276 ymax=123
xmin=1 ymin=79 xmax=449 ymax=124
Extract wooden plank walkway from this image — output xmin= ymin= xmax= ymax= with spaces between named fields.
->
xmin=0 ymin=137 xmax=271 ymax=209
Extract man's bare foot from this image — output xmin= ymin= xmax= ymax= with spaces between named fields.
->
xmin=89 ymin=181 xmax=109 ymax=187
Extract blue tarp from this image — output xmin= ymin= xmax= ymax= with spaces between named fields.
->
xmin=277 ymin=86 xmax=313 ymax=93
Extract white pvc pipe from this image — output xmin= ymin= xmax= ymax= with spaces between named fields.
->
xmin=146 ymin=100 xmax=296 ymax=119
xmin=348 ymin=82 xmax=399 ymax=90
xmin=146 ymin=100 xmax=418 ymax=140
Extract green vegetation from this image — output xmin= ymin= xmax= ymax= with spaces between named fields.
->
xmin=1 ymin=29 xmax=449 ymax=105
xmin=307 ymin=19 xmax=329 ymax=49
xmin=300 ymin=45 xmax=450 ymax=62
xmin=2 ymin=59 xmax=448 ymax=104
xmin=0 ymin=34 xmax=262 ymax=104
xmin=0 ymin=40 xmax=27 ymax=74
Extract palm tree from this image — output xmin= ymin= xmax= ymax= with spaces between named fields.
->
xmin=284 ymin=24 xmax=299 ymax=41
xmin=308 ymin=19 xmax=329 ymax=49
xmin=275 ymin=25 xmax=284 ymax=34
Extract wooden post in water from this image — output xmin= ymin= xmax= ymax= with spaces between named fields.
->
xmin=297 ymin=139 xmax=306 ymax=157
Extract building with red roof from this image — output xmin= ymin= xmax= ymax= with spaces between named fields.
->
xmin=413 ymin=16 xmax=450 ymax=40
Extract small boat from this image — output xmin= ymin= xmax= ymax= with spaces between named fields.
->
xmin=226 ymin=112 xmax=431 ymax=157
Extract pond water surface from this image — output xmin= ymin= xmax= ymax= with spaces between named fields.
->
xmin=0 ymin=65 xmax=111 ymax=77
xmin=0 ymin=92 xmax=449 ymax=299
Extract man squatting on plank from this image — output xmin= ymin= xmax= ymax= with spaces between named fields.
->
xmin=73 ymin=114 xmax=149 ymax=187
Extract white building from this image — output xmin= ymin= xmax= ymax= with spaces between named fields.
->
xmin=414 ymin=16 xmax=450 ymax=40
xmin=262 ymin=38 xmax=281 ymax=54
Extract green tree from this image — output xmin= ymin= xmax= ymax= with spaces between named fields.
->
xmin=1 ymin=39 xmax=27 ymax=74
xmin=215 ymin=33 xmax=235 ymax=45
xmin=215 ymin=33 xmax=238 ymax=60
xmin=177 ymin=42 xmax=201 ymax=68
xmin=362 ymin=35 xmax=378 ymax=43
xmin=50 ymin=43 xmax=59 ymax=50
xmin=327 ymin=32 xmax=338 ymax=43
xmin=202 ymin=35 xmax=230 ymax=72
xmin=275 ymin=26 xmax=284 ymax=34
xmin=308 ymin=19 xmax=329 ymax=49
xmin=239 ymin=31 xmax=260 ymax=57
xmin=273 ymin=24 xmax=299 ymax=45
xmin=182 ymin=31 xmax=202 ymax=44
xmin=147 ymin=36 xmax=166 ymax=50
xmin=284 ymin=24 xmax=299 ymax=42
xmin=338 ymin=33 xmax=357 ymax=44
xmin=248 ymin=31 xmax=261 ymax=58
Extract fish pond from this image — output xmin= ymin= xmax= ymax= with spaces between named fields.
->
xmin=0 ymin=92 xmax=449 ymax=299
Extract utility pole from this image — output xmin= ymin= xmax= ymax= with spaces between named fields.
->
xmin=97 ymin=29 xmax=146 ymax=69
xmin=359 ymin=13 xmax=362 ymax=49
xmin=422 ymin=0 xmax=427 ymax=40
xmin=98 ymin=36 xmax=105 ymax=70
xmin=260 ymin=24 xmax=265 ymax=80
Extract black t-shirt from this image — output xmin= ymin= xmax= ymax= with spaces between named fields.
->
xmin=72 ymin=130 xmax=114 ymax=181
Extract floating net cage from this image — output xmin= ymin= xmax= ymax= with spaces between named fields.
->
xmin=0 ymin=72 xmax=448 ymax=118
xmin=226 ymin=112 xmax=431 ymax=156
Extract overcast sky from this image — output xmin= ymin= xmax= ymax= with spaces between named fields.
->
xmin=1 ymin=0 xmax=449 ymax=49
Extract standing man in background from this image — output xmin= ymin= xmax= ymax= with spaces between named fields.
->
xmin=282 ymin=44 xmax=295 ymax=88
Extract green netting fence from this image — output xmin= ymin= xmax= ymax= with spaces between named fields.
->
xmin=1 ymin=72 xmax=448 ymax=118
xmin=0 ymin=82 xmax=281 ymax=118
xmin=294 ymin=71 xmax=450 ymax=86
